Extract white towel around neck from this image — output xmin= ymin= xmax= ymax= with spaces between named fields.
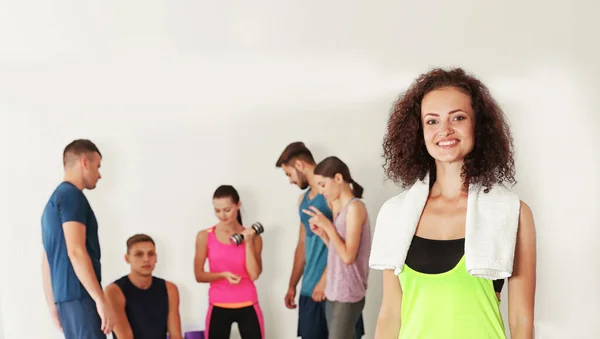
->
xmin=369 ymin=173 xmax=521 ymax=280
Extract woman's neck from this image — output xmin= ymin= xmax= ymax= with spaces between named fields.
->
xmin=337 ymin=185 xmax=356 ymax=207
xmin=217 ymin=222 xmax=241 ymax=233
xmin=432 ymin=161 xmax=466 ymax=199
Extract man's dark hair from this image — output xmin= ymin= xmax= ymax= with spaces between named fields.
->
xmin=382 ymin=67 xmax=516 ymax=192
xmin=275 ymin=142 xmax=315 ymax=168
xmin=63 ymin=139 xmax=102 ymax=166
xmin=126 ymin=234 xmax=155 ymax=252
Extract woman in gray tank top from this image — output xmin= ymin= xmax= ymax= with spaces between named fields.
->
xmin=302 ymin=156 xmax=372 ymax=339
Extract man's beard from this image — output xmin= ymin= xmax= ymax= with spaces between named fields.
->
xmin=296 ymin=170 xmax=309 ymax=190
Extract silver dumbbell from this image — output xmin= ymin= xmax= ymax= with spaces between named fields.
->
xmin=230 ymin=222 xmax=264 ymax=245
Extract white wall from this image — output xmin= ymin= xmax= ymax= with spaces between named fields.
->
xmin=1 ymin=1 xmax=599 ymax=338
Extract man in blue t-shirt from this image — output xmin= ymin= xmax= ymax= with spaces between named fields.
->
xmin=275 ymin=142 xmax=365 ymax=339
xmin=41 ymin=139 xmax=115 ymax=339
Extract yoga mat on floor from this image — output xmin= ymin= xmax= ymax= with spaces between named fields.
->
xmin=167 ymin=331 xmax=204 ymax=339
xmin=184 ymin=331 xmax=205 ymax=339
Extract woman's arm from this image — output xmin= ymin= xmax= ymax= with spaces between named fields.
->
xmin=374 ymin=269 xmax=402 ymax=338
xmin=245 ymin=232 xmax=263 ymax=280
xmin=194 ymin=230 xmax=226 ymax=282
xmin=508 ymin=201 xmax=537 ymax=339
xmin=316 ymin=199 xmax=335 ymax=246
xmin=323 ymin=200 xmax=367 ymax=265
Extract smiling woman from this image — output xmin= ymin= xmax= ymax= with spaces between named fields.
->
xmin=371 ymin=67 xmax=536 ymax=339
xmin=382 ymin=67 xmax=516 ymax=193
xmin=421 ymin=88 xmax=476 ymax=169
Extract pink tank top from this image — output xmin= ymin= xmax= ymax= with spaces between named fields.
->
xmin=206 ymin=226 xmax=258 ymax=307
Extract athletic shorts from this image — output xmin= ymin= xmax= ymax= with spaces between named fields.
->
xmin=206 ymin=303 xmax=265 ymax=339
xmin=297 ymin=295 xmax=365 ymax=339
xmin=56 ymin=297 xmax=106 ymax=339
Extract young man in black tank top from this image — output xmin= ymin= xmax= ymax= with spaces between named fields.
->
xmin=105 ymin=234 xmax=183 ymax=339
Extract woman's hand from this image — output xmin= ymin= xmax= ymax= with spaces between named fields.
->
xmin=302 ymin=206 xmax=334 ymax=233
xmin=240 ymin=227 xmax=256 ymax=241
xmin=310 ymin=223 xmax=326 ymax=237
xmin=221 ymin=272 xmax=241 ymax=284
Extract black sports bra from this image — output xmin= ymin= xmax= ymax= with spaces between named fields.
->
xmin=405 ymin=235 xmax=505 ymax=293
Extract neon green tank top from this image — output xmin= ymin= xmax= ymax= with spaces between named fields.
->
xmin=398 ymin=255 xmax=506 ymax=339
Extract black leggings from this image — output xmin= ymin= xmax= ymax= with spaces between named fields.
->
xmin=206 ymin=304 xmax=264 ymax=339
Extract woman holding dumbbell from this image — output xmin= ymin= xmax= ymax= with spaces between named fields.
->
xmin=194 ymin=185 xmax=265 ymax=339
xmin=302 ymin=156 xmax=372 ymax=339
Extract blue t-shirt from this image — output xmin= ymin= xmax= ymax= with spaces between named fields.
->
xmin=298 ymin=189 xmax=333 ymax=296
xmin=41 ymin=181 xmax=102 ymax=303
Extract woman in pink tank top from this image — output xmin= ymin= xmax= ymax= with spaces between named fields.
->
xmin=193 ymin=185 xmax=265 ymax=339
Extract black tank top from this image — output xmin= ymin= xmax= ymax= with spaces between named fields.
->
xmin=405 ymin=235 xmax=505 ymax=293
xmin=113 ymin=275 xmax=169 ymax=339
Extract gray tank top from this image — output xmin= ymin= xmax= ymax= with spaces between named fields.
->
xmin=325 ymin=198 xmax=371 ymax=302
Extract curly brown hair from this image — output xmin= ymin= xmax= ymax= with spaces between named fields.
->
xmin=382 ymin=67 xmax=516 ymax=192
